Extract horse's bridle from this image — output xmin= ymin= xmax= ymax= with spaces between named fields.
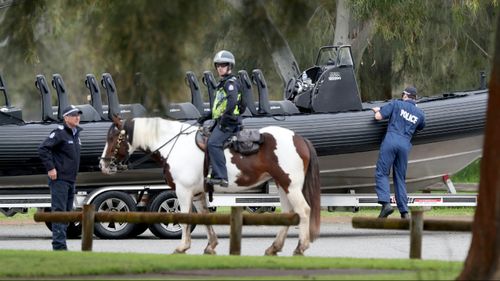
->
xmin=100 ymin=128 xmax=130 ymax=172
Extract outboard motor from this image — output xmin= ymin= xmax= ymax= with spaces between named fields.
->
xmin=185 ymin=71 xmax=208 ymax=114
xmin=51 ymin=74 xmax=70 ymax=120
xmin=101 ymin=73 xmax=121 ymax=119
xmin=237 ymin=70 xmax=258 ymax=116
xmin=35 ymin=75 xmax=56 ymax=122
xmin=0 ymin=74 xmax=23 ymax=125
xmin=202 ymin=71 xmax=217 ymax=109
xmin=85 ymin=74 xmax=107 ymax=120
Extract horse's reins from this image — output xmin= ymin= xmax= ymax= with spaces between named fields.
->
xmin=127 ymin=122 xmax=197 ymax=170
xmin=102 ymin=121 xmax=197 ymax=171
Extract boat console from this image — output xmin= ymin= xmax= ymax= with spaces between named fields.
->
xmin=287 ymin=45 xmax=363 ymax=113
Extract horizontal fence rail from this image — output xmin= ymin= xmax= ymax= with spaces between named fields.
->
xmin=34 ymin=205 xmax=299 ymax=254
xmin=352 ymin=217 xmax=472 ymax=231
xmin=351 ymin=209 xmax=473 ymax=259
xmin=34 ymin=211 xmax=299 ymax=226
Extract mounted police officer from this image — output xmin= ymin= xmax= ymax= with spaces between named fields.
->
xmin=372 ymin=86 xmax=425 ymax=219
xmin=198 ymin=50 xmax=243 ymax=187
xmin=38 ymin=105 xmax=83 ymax=250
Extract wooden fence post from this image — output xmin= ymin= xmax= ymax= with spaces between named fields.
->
xmin=229 ymin=207 xmax=243 ymax=255
xmin=409 ymin=209 xmax=424 ymax=259
xmin=81 ymin=204 xmax=95 ymax=252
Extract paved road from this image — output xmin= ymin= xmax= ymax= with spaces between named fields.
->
xmin=0 ymin=220 xmax=471 ymax=261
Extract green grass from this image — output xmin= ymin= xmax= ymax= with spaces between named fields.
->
xmin=452 ymin=159 xmax=480 ymax=183
xmin=0 ymin=208 xmax=37 ymax=222
xmin=0 ymin=250 xmax=463 ymax=279
xmin=322 ymin=207 xmax=475 ymax=217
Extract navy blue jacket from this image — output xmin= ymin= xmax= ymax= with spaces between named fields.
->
xmin=379 ymin=99 xmax=425 ymax=140
xmin=38 ymin=124 xmax=83 ymax=183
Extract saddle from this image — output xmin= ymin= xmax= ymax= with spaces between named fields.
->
xmin=196 ymin=123 xmax=264 ymax=202
xmin=195 ymin=125 xmax=264 ymax=155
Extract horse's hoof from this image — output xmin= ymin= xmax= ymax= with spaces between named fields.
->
xmin=264 ymin=248 xmax=277 ymax=256
xmin=204 ymin=248 xmax=217 ymax=255
xmin=293 ymin=249 xmax=304 ymax=256
xmin=173 ymin=249 xmax=187 ymax=254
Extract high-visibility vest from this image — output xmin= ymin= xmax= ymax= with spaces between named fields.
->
xmin=212 ymin=77 xmax=242 ymax=119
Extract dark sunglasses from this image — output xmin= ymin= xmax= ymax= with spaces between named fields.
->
xmin=215 ymin=63 xmax=230 ymax=68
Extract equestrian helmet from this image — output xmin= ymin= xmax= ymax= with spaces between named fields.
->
xmin=213 ymin=50 xmax=235 ymax=68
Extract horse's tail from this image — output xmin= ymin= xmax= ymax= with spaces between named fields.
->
xmin=302 ymin=138 xmax=321 ymax=242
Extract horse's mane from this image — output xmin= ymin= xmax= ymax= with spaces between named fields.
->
xmin=132 ymin=117 xmax=183 ymax=151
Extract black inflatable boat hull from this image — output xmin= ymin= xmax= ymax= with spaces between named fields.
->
xmin=0 ymin=90 xmax=486 ymax=193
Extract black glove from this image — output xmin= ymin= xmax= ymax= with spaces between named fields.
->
xmin=197 ymin=113 xmax=211 ymax=125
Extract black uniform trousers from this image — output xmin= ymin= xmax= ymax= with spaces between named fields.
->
xmin=49 ymin=179 xmax=75 ymax=250
xmin=207 ymin=123 xmax=238 ymax=181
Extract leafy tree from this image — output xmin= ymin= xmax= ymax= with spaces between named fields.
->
xmin=0 ymin=0 xmax=497 ymax=119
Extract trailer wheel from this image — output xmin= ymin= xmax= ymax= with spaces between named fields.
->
xmin=129 ymin=223 xmax=149 ymax=237
xmin=148 ymin=191 xmax=196 ymax=239
xmin=43 ymin=208 xmax=82 ymax=239
xmin=92 ymin=191 xmax=137 ymax=239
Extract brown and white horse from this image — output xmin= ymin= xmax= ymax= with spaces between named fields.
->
xmin=99 ymin=116 xmax=320 ymax=255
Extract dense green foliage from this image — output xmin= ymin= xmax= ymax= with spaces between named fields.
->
xmin=0 ymin=0 xmax=497 ymax=120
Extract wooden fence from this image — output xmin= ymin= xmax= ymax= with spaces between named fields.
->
xmin=352 ymin=208 xmax=472 ymax=259
xmin=34 ymin=205 xmax=299 ymax=255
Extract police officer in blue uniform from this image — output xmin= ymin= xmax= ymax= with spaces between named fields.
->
xmin=198 ymin=50 xmax=243 ymax=187
xmin=372 ymin=86 xmax=425 ymax=219
xmin=39 ymin=105 xmax=83 ymax=250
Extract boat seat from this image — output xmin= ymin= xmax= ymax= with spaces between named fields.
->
xmin=77 ymin=104 xmax=101 ymax=122
xmin=185 ymin=71 xmax=213 ymax=116
xmin=48 ymin=74 xmax=101 ymax=122
xmin=202 ymin=71 xmax=217 ymax=111
xmin=49 ymin=104 xmax=101 ymax=122
xmin=100 ymin=73 xmax=148 ymax=120
xmin=251 ymin=69 xmax=300 ymax=116
xmin=266 ymin=100 xmax=300 ymax=115
xmin=101 ymin=103 xmax=147 ymax=120
xmin=237 ymin=70 xmax=256 ymax=117
xmin=166 ymin=102 xmax=201 ymax=120
xmin=85 ymin=74 xmax=107 ymax=120
xmin=0 ymin=74 xmax=23 ymax=125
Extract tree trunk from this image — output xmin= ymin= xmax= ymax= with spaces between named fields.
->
xmin=333 ymin=0 xmax=349 ymax=45
xmin=333 ymin=0 xmax=375 ymax=70
xmin=458 ymin=13 xmax=500 ymax=280
xmin=228 ymin=0 xmax=300 ymax=88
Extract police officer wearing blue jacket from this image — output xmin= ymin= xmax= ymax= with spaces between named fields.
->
xmin=372 ymin=87 xmax=425 ymax=219
xmin=198 ymin=50 xmax=243 ymax=188
xmin=38 ymin=105 xmax=83 ymax=250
